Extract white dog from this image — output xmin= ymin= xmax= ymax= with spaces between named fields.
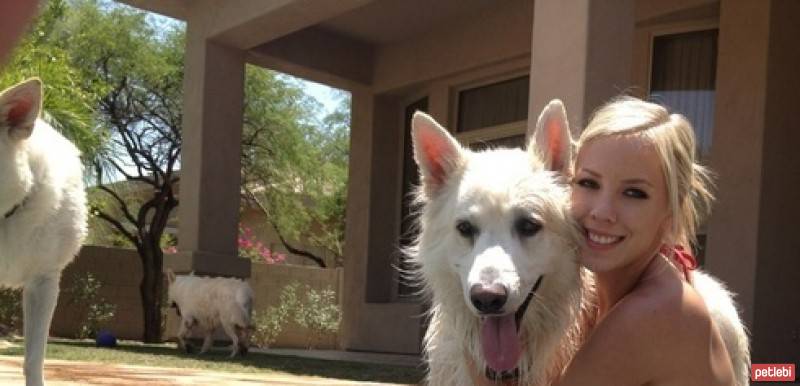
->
xmin=409 ymin=102 xmax=749 ymax=385
xmin=0 ymin=79 xmax=87 ymax=386
xmin=166 ymin=270 xmax=254 ymax=357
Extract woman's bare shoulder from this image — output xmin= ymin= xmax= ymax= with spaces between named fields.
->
xmin=556 ymin=273 xmax=712 ymax=385
xmin=623 ymin=270 xmax=719 ymax=353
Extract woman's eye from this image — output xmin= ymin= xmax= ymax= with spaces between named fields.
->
xmin=575 ymin=178 xmax=599 ymax=189
xmin=456 ymin=220 xmax=478 ymax=239
xmin=623 ymin=188 xmax=649 ymax=199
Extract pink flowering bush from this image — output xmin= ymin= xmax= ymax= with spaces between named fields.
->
xmin=238 ymin=226 xmax=287 ymax=264
xmin=160 ymin=226 xmax=286 ymax=264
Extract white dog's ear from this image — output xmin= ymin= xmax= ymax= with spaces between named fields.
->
xmin=166 ymin=269 xmax=176 ymax=284
xmin=0 ymin=78 xmax=42 ymax=141
xmin=529 ymin=99 xmax=572 ymax=173
xmin=411 ymin=111 xmax=465 ymax=197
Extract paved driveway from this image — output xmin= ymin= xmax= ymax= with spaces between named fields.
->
xmin=0 ymin=356 xmax=414 ymax=386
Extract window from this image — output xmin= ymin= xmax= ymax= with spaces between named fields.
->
xmin=455 ymin=75 xmax=529 ymax=150
xmin=649 ymin=28 xmax=718 ymax=265
xmin=650 ymin=29 xmax=718 ymax=158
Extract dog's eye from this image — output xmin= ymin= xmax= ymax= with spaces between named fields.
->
xmin=515 ymin=218 xmax=541 ymax=237
xmin=456 ymin=220 xmax=478 ymax=239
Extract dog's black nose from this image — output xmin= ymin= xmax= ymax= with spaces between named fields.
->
xmin=469 ymin=283 xmax=508 ymax=314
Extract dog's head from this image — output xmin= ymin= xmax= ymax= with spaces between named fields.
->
xmin=411 ymin=100 xmax=579 ymax=373
xmin=0 ymin=79 xmax=41 ymax=214
xmin=0 ymin=78 xmax=41 ymax=144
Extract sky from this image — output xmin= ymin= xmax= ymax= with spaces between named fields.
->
xmin=299 ymin=79 xmax=341 ymax=117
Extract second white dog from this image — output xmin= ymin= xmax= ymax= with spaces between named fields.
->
xmin=166 ymin=270 xmax=254 ymax=357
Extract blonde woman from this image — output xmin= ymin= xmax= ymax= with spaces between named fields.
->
xmin=555 ymin=97 xmax=748 ymax=386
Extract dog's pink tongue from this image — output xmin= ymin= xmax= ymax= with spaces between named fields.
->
xmin=480 ymin=314 xmax=521 ymax=372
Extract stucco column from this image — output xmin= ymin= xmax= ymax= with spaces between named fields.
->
xmin=706 ymin=0 xmax=800 ymax=361
xmin=529 ymin=0 xmax=634 ymax=131
xmin=174 ymin=23 xmax=251 ymax=278
xmin=340 ymin=86 xmax=374 ymax=349
xmin=340 ymin=88 xmax=424 ymax=354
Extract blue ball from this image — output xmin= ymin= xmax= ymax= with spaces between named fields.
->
xmin=95 ymin=330 xmax=117 ymax=348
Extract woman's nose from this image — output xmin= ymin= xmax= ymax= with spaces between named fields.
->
xmin=589 ymin=196 xmax=617 ymax=223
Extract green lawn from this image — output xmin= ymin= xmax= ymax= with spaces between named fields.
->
xmin=0 ymin=338 xmax=424 ymax=384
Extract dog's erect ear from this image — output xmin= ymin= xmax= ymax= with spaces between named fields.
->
xmin=528 ymin=99 xmax=572 ymax=173
xmin=411 ymin=112 xmax=464 ymax=196
xmin=0 ymin=78 xmax=42 ymax=141
xmin=166 ymin=269 xmax=176 ymax=284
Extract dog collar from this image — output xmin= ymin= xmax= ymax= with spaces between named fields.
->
xmin=3 ymin=196 xmax=29 ymax=219
xmin=484 ymin=275 xmax=544 ymax=382
xmin=485 ymin=367 xmax=520 ymax=382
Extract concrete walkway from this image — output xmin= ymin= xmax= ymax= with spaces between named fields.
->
xmin=0 ymin=356 xmax=417 ymax=386
xmin=255 ymin=348 xmax=421 ymax=368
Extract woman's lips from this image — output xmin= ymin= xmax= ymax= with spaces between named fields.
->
xmin=585 ymin=229 xmax=624 ymax=251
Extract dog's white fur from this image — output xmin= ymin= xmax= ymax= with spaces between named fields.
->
xmin=409 ymin=101 xmax=749 ymax=386
xmin=410 ymin=103 xmax=589 ymax=385
xmin=693 ymin=270 xmax=751 ymax=385
xmin=166 ymin=270 xmax=254 ymax=357
xmin=0 ymin=79 xmax=87 ymax=386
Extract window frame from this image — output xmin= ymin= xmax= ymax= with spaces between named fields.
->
xmin=450 ymin=70 xmax=531 ymax=149
xmin=644 ymin=20 xmax=719 ymax=258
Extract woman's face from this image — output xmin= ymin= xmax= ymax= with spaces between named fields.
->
xmin=570 ymin=135 xmax=671 ymax=273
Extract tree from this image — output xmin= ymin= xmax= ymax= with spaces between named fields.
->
xmin=22 ymin=0 xmax=349 ymax=342
xmin=240 ymin=70 xmax=349 ymax=268
xmin=52 ymin=0 xmax=183 ymax=342
xmin=0 ymin=0 xmax=102 ymax=158
xmin=306 ymin=93 xmax=350 ymax=266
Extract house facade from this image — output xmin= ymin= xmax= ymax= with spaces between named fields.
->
xmin=121 ymin=0 xmax=800 ymax=362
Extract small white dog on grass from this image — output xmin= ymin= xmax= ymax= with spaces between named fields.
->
xmin=0 ymin=78 xmax=87 ymax=386
xmin=166 ymin=270 xmax=254 ymax=357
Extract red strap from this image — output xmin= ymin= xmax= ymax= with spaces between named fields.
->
xmin=661 ymin=245 xmax=697 ymax=282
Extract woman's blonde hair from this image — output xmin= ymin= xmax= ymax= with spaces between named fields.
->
xmin=575 ymin=96 xmax=715 ymax=251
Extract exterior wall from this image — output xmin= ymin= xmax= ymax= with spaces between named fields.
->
xmin=753 ymin=0 xmax=800 ymax=361
xmin=372 ymin=0 xmax=534 ymax=94
xmin=707 ymin=0 xmax=800 ymax=362
xmin=51 ymin=247 xmax=144 ymax=339
xmin=530 ymin=0 xmax=634 ymax=133
xmin=51 ymin=246 xmax=343 ymax=349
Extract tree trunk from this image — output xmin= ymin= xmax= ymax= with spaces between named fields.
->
xmin=138 ymin=243 xmax=164 ymax=343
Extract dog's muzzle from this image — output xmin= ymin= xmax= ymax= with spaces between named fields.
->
xmin=483 ymin=275 xmax=544 ymax=381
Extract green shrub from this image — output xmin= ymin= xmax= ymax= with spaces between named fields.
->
xmin=65 ymin=272 xmax=117 ymax=339
xmin=251 ymin=282 xmax=341 ymax=349
xmin=294 ymin=286 xmax=340 ymax=348
xmin=0 ymin=288 xmax=22 ymax=336
xmin=251 ymin=282 xmax=298 ymax=348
